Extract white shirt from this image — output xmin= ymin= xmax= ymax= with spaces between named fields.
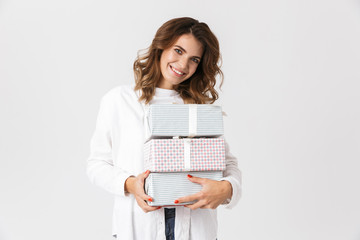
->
xmin=87 ymin=85 xmax=242 ymax=240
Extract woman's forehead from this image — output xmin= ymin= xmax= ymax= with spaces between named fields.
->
xmin=171 ymin=34 xmax=204 ymax=57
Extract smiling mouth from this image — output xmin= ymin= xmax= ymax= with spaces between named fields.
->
xmin=170 ymin=65 xmax=185 ymax=76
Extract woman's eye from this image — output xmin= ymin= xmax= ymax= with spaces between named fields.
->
xmin=192 ymin=58 xmax=199 ymax=64
xmin=175 ymin=49 xmax=182 ymax=54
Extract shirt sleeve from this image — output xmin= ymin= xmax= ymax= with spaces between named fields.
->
xmin=86 ymin=92 xmax=134 ymax=197
xmin=220 ymin=138 xmax=242 ymax=209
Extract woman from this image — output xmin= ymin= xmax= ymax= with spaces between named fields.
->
xmin=87 ymin=17 xmax=241 ymax=240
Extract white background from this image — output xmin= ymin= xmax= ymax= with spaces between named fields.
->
xmin=1 ymin=0 xmax=360 ymax=239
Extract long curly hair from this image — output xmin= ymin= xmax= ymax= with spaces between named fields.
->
xmin=134 ymin=17 xmax=223 ymax=104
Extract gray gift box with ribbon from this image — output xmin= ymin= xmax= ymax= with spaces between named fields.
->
xmin=145 ymin=171 xmax=223 ymax=206
xmin=144 ymin=104 xmax=224 ymax=139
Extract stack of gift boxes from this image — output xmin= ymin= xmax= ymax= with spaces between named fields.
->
xmin=144 ymin=104 xmax=226 ymax=206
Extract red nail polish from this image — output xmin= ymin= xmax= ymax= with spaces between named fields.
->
xmin=187 ymin=174 xmax=193 ymax=178
xmin=174 ymin=200 xmax=179 ymax=204
xmin=157 ymin=206 xmax=161 ymax=209
xmin=148 ymin=198 xmax=153 ymax=202
xmin=145 ymin=170 xmax=150 ymax=174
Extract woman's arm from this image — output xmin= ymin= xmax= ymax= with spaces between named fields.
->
xmin=87 ymin=93 xmax=132 ymax=196
xmin=219 ymin=140 xmax=242 ymax=208
xmin=87 ymin=92 xmax=160 ymax=212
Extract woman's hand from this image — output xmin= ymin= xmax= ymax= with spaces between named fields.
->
xmin=174 ymin=175 xmax=233 ymax=210
xmin=125 ymin=170 xmax=160 ymax=213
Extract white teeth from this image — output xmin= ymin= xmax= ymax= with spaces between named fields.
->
xmin=171 ymin=66 xmax=184 ymax=75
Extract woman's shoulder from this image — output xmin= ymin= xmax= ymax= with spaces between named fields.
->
xmin=101 ymin=84 xmax=138 ymax=102
xmin=103 ymin=84 xmax=135 ymax=96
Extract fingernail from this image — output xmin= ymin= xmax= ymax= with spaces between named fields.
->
xmin=174 ymin=200 xmax=179 ymax=204
xmin=145 ymin=170 xmax=150 ymax=174
xmin=148 ymin=198 xmax=153 ymax=202
xmin=187 ymin=174 xmax=193 ymax=178
xmin=157 ymin=206 xmax=161 ymax=209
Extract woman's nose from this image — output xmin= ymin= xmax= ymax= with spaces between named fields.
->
xmin=178 ymin=56 xmax=188 ymax=70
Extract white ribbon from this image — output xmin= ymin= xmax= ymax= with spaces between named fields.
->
xmin=183 ymin=138 xmax=191 ymax=171
xmin=188 ymin=104 xmax=197 ymax=137
xmin=142 ymin=104 xmax=151 ymax=142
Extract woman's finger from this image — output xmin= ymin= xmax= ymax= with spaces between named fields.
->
xmin=140 ymin=192 xmax=154 ymax=203
xmin=174 ymin=192 xmax=202 ymax=205
xmin=136 ymin=197 xmax=161 ymax=212
xmin=184 ymin=199 xmax=206 ymax=210
xmin=186 ymin=174 xmax=206 ymax=185
xmin=141 ymin=170 xmax=151 ymax=179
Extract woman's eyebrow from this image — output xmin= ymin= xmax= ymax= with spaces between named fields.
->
xmin=174 ymin=45 xmax=201 ymax=59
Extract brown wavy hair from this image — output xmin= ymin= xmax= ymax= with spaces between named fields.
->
xmin=133 ymin=17 xmax=223 ymax=104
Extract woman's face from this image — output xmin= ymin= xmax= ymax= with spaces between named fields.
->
xmin=158 ymin=34 xmax=204 ymax=89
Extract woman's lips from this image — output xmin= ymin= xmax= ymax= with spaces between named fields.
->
xmin=170 ymin=65 xmax=185 ymax=76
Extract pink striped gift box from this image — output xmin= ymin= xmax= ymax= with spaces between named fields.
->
xmin=144 ymin=138 xmax=226 ymax=172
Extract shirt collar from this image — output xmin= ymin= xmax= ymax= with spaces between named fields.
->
xmin=154 ymin=87 xmax=179 ymax=97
